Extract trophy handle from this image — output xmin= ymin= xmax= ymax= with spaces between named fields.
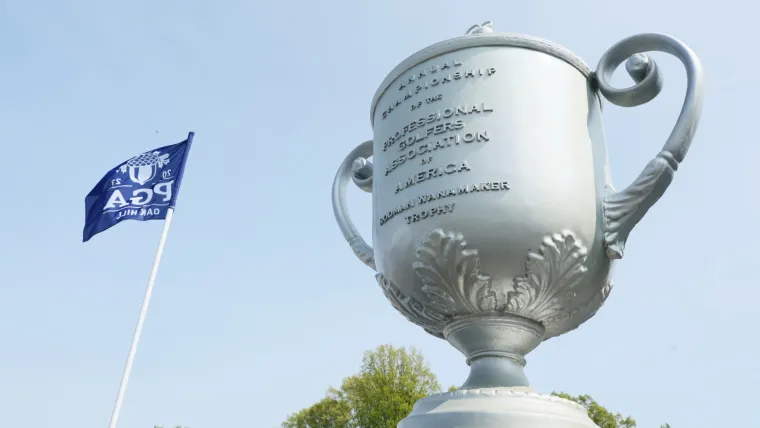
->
xmin=332 ymin=140 xmax=376 ymax=271
xmin=593 ymin=33 xmax=704 ymax=260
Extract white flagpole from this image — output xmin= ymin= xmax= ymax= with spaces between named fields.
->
xmin=107 ymin=207 xmax=176 ymax=428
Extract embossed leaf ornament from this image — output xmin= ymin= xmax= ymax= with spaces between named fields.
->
xmin=506 ymin=232 xmax=588 ymax=322
xmin=412 ymin=229 xmax=507 ymax=314
xmin=376 ymin=274 xmax=446 ymax=338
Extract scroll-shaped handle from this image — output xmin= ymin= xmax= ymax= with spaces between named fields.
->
xmin=594 ymin=33 xmax=704 ymax=260
xmin=332 ymin=140 xmax=376 ymax=270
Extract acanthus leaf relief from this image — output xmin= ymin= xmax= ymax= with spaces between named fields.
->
xmin=506 ymin=232 xmax=589 ymax=322
xmin=375 ymin=228 xmax=603 ymax=336
xmin=412 ymin=229 xmax=508 ymax=314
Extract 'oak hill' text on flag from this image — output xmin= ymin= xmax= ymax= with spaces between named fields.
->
xmin=83 ymin=136 xmax=193 ymax=242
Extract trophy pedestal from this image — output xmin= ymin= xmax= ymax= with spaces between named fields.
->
xmin=398 ymin=387 xmax=597 ymax=428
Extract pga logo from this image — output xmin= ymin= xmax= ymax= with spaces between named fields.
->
xmin=104 ymin=150 xmax=175 ymax=212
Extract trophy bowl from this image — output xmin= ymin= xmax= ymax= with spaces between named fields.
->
xmin=332 ymin=21 xmax=703 ymax=394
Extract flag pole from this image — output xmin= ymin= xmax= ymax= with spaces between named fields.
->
xmin=107 ymin=207 xmax=175 ymax=428
xmin=102 ymin=131 xmax=194 ymax=428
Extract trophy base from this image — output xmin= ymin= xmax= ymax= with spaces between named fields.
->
xmin=398 ymin=387 xmax=597 ymax=428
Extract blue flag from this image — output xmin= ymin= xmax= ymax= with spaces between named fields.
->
xmin=83 ymin=133 xmax=194 ymax=242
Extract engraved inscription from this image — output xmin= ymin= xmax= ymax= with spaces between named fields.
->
xmin=417 ymin=181 xmax=510 ymax=205
xmin=375 ymin=59 xmax=507 ymax=227
xmin=382 ymin=103 xmax=494 ymax=152
xmin=405 ymin=203 xmax=456 ymax=224
xmin=411 ymin=94 xmax=443 ymax=111
xmin=381 ymin=66 xmax=497 ymax=120
xmin=385 ymin=131 xmax=490 ymax=176
xmin=398 ymin=60 xmax=463 ymax=91
xmin=378 ymin=181 xmax=510 ymax=226
xmin=380 ymin=200 xmax=416 ymax=226
xmin=426 ymin=94 xmax=443 ymax=104
xmin=395 ymin=161 xmax=471 ymax=194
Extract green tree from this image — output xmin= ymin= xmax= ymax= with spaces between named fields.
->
xmin=283 ymin=344 xmax=441 ymax=428
xmin=552 ymin=393 xmax=670 ymax=428
xmin=282 ymin=391 xmax=352 ymax=428
xmin=552 ymin=393 xmax=637 ymax=427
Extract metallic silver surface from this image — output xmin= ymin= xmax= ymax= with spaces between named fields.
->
xmin=595 ymin=33 xmax=704 ymax=259
xmin=369 ymin=24 xmax=594 ymax=126
xmin=399 ymin=388 xmax=599 ymax=427
xmin=331 ymin=23 xmax=704 ymax=428
xmin=332 ymin=140 xmax=375 ymax=270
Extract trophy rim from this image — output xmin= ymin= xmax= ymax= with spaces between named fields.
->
xmin=369 ymin=32 xmax=593 ymax=126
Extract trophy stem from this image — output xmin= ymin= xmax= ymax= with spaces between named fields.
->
xmin=461 ymin=356 xmax=530 ymax=389
xmin=443 ymin=314 xmax=545 ymax=389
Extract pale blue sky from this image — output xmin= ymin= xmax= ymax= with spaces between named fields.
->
xmin=0 ymin=1 xmax=757 ymax=427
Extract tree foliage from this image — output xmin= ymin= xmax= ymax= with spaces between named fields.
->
xmin=550 ymin=394 xmax=671 ymax=428
xmin=283 ymin=345 xmax=440 ymax=428
xmin=281 ymin=392 xmax=352 ymax=428
xmin=552 ymin=393 xmax=637 ymax=428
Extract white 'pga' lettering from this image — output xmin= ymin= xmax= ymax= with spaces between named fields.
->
xmin=105 ymin=180 xmax=174 ymax=210
xmin=103 ymin=147 xmax=177 ymax=217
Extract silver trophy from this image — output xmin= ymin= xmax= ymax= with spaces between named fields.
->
xmin=332 ymin=22 xmax=703 ymax=428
